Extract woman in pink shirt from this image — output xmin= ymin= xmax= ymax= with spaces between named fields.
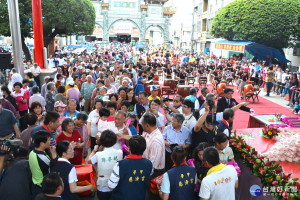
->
xmin=12 ymin=82 xmax=28 ymax=131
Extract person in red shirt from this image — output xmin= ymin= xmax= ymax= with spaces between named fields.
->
xmin=56 ymin=118 xmax=84 ymax=165
xmin=12 ymin=82 xmax=29 ymax=131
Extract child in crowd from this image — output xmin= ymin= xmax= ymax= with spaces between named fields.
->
xmin=96 ymin=107 xmax=110 ymax=143
xmin=127 ymin=112 xmax=138 ymax=136
xmin=120 ymin=100 xmax=130 ymax=114
xmin=148 ymin=85 xmax=160 ymax=100
xmin=293 ymin=100 xmax=300 ymax=114
xmin=187 ymin=142 xmax=210 ymax=198
xmin=54 ymin=101 xmax=67 ymax=133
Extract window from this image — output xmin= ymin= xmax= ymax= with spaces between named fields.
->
xmin=203 ymin=0 xmax=208 ymax=12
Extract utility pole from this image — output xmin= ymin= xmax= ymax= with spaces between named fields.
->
xmin=190 ymin=0 xmax=195 ymax=53
xmin=7 ymin=0 xmax=24 ymax=77
xmin=180 ymin=23 xmax=183 ymax=49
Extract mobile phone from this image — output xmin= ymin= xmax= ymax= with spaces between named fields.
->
xmin=125 ymin=118 xmax=131 ymax=129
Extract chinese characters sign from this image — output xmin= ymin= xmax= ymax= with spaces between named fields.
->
xmin=215 ymin=43 xmax=245 ymax=53
xmin=111 ymin=0 xmax=138 ymax=11
xmin=129 ymin=170 xmax=146 ymax=183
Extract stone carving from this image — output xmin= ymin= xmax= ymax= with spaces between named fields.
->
xmin=99 ymin=0 xmax=169 ymax=44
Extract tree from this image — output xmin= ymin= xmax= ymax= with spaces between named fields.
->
xmin=0 ymin=0 xmax=95 ymax=61
xmin=210 ymin=0 xmax=300 ymax=51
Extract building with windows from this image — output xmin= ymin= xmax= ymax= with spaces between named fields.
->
xmin=89 ymin=0 xmax=175 ymax=45
xmin=193 ymin=0 xmax=234 ymax=54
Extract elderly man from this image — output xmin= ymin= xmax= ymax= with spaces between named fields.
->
xmin=109 ymin=110 xmax=132 ymax=150
xmin=163 ymin=113 xmax=191 ymax=170
xmin=81 ymin=75 xmax=95 ymax=113
xmin=29 ymin=86 xmax=46 ymax=110
xmin=0 ymin=98 xmax=20 ymax=139
xmin=104 ymin=78 xmax=118 ymax=94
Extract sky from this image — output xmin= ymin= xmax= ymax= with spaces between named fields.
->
xmin=167 ymin=0 xmax=194 ymax=30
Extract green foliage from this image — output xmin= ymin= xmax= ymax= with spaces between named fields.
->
xmin=0 ymin=0 xmax=32 ymax=38
xmin=42 ymin=0 xmax=96 ymax=47
xmin=210 ymin=0 xmax=300 ymax=50
xmin=0 ymin=0 xmax=96 ymax=47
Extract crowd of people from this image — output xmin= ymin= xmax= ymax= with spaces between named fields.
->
xmin=0 ymin=44 xmax=289 ymax=200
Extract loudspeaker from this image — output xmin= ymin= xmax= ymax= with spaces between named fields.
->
xmin=0 ymin=53 xmax=12 ymax=70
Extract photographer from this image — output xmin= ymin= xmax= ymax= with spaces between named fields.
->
xmin=0 ymin=98 xmax=20 ymax=139
xmin=0 ymin=145 xmax=32 ymax=200
xmin=163 ymin=95 xmax=183 ymax=126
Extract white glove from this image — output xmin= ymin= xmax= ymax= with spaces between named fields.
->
xmin=250 ymin=109 xmax=255 ymax=114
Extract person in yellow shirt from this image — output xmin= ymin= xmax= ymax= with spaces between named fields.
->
xmin=148 ymin=85 xmax=161 ymax=101
xmin=63 ymin=80 xmax=79 ymax=96
xmin=189 ymin=55 xmax=196 ymax=65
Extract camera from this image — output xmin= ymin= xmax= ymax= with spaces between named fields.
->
xmin=0 ymin=139 xmax=23 ymax=155
xmin=163 ymin=97 xmax=170 ymax=102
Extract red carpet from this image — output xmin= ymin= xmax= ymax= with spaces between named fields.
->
xmin=163 ymin=83 xmax=296 ymax=130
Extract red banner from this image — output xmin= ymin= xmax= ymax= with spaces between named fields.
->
xmin=215 ymin=43 xmax=245 ymax=52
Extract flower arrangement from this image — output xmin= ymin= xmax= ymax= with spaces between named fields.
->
xmin=262 ymin=125 xmax=280 ymax=139
xmin=230 ymin=132 xmax=300 ymax=200
xmin=281 ymin=117 xmax=300 ymax=127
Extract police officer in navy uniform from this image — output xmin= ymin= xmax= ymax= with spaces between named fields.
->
xmin=159 ymin=146 xmax=196 ymax=200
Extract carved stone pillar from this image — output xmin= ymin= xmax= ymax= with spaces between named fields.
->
xmin=139 ymin=10 xmax=146 ymax=43
xmin=102 ymin=10 xmax=109 ymax=44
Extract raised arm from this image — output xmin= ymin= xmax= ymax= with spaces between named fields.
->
xmin=232 ymin=102 xmax=250 ymax=112
xmin=194 ymin=102 xmax=210 ymax=132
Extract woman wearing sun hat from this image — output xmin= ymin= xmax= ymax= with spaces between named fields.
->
xmin=54 ymin=101 xmax=67 ymax=133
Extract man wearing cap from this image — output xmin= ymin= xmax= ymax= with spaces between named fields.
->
xmin=0 ymin=97 xmax=20 ymax=139
xmin=30 ymin=63 xmax=41 ymax=89
xmin=75 ymin=66 xmax=84 ymax=78
xmin=148 ymin=85 xmax=160 ymax=100
xmin=81 ymin=75 xmax=95 ymax=113
xmin=64 ymin=79 xmax=79 ymax=96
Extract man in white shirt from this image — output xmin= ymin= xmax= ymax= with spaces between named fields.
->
xmin=11 ymin=68 xmax=23 ymax=89
xmin=182 ymin=99 xmax=196 ymax=132
xmin=199 ymin=147 xmax=238 ymax=200
xmin=29 ymin=86 xmax=46 ymax=110
xmin=47 ymin=55 xmax=56 ymax=68
xmin=30 ymin=63 xmax=41 ymax=88
xmin=108 ymin=111 xmax=132 ymax=149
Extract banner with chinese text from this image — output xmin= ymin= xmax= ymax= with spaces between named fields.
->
xmin=215 ymin=43 xmax=245 ymax=53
